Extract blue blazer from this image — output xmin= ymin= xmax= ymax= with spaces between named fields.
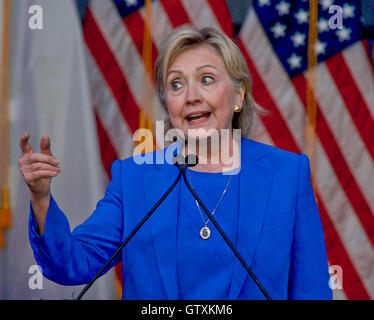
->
xmin=29 ymin=137 xmax=332 ymax=299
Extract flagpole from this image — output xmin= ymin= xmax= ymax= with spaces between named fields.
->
xmin=306 ymin=0 xmax=318 ymax=202
xmin=139 ymin=0 xmax=154 ymax=151
xmin=0 ymin=0 xmax=12 ymax=248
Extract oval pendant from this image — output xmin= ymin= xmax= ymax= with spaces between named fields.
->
xmin=200 ymin=226 xmax=211 ymax=240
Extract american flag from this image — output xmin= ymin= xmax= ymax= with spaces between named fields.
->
xmin=82 ymin=0 xmax=374 ymax=299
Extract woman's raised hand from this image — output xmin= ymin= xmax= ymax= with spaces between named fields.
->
xmin=18 ymin=133 xmax=62 ymax=201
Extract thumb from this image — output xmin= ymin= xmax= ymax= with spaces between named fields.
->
xmin=40 ymin=135 xmax=53 ymax=156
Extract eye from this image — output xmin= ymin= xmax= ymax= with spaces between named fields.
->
xmin=201 ymin=75 xmax=214 ymax=85
xmin=170 ymin=80 xmax=183 ymax=91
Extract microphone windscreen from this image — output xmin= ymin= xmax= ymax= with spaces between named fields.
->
xmin=186 ymin=154 xmax=198 ymax=167
xmin=172 ymin=154 xmax=185 ymax=167
xmin=172 ymin=154 xmax=198 ymax=169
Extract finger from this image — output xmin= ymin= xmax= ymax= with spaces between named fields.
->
xmin=27 ymin=162 xmax=62 ymax=174
xmin=23 ymin=153 xmax=60 ymax=166
xmin=20 ymin=133 xmax=34 ymax=155
xmin=40 ymin=135 xmax=53 ymax=156
xmin=25 ymin=170 xmax=60 ymax=182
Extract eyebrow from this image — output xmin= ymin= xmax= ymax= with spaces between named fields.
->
xmin=196 ymin=64 xmax=218 ymax=71
xmin=167 ymin=64 xmax=218 ymax=77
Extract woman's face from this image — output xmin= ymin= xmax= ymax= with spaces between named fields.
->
xmin=164 ymin=45 xmax=243 ymax=140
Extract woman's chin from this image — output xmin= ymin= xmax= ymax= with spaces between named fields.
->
xmin=185 ymin=126 xmax=217 ymax=141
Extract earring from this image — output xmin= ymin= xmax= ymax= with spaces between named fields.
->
xmin=234 ymin=104 xmax=241 ymax=113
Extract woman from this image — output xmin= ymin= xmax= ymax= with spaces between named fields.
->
xmin=19 ymin=26 xmax=332 ymax=300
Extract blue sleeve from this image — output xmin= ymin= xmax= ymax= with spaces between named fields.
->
xmin=28 ymin=160 xmax=123 ymax=286
xmin=288 ymin=154 xmax=332 ymax=300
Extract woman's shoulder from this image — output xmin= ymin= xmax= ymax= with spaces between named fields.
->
xmin=242 ymin=137 xmax=303 ymax=160
xmin=241 ymin=137 xmax=308 ymax=173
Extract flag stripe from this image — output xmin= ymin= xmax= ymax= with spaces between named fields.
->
xmin=206 ymin=0 xmax=233 ymax=37
xmin=314 ymin=137 xmax=374 ymax=298
xmin=95 ymin=110 xmax=119 ymax=175
xmin=343 ymin=42 xmax=374 ymax=119
xmin=315 ymin=64 xmax=374 ymax=212
xmin=120 ymin=9 xmax=159 ymax=70
xmin=160 ymin=0 xmax=190 ymax=27
xmin=180 ymin=0 xmax=220 ymax=30
xmin=316 ymin=194 xmax=371 ymax=299
xmin=238 ymin=40 xmax=299 ymax=152
xmin=140 ymin=1 xmax=173 ymax=49
xmin=84 ymin=8 xmax=139 ymax=133
xmin=362 ymin=39 xmax=374 ymax=79
xmin=325 ymin=54 xmax=374 ymax=161
xmin=85 ymin=48 xmax=134 ymax=159
xmin=251 ymin=119 xmax=274 ymax=147
xmin=239 ymin=10 xmax=306 ymax=149
xmin=90 ymin=0 xmax=167 ymax=125
xmin=293 ymin=74 xmax=374 ymax=248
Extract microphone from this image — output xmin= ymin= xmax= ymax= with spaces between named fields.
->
xmin=172 ymin=153 xmax=199 ymax=170
xmin=75 ymin=155 xmax=189 ymax=300
xmin=182 ymin=165 xmax=272 ymax=300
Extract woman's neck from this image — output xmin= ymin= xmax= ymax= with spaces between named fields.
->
xmin=182 ymin=134 xmax=241 ymax=173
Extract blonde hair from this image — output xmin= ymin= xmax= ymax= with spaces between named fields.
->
xmin=154 ymin=25 xmax=263 ymax=137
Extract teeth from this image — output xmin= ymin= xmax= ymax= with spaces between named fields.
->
xmin=191 ymin=113 xmax=205 ymax=117
xmin=187 ymin=112 xmax=209 ymax=119
xmin=188 ymin=113 xmax=210 ymax=123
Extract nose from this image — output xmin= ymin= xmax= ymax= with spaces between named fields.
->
xmin=185 ymin=81 xmax=202 ymax=105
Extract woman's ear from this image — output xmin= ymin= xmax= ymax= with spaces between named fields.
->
xmin=236 ymin=82 xmax=245 ymax=107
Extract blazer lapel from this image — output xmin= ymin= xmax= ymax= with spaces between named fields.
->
xmin=143 ymin=144 xmax=181 ymax=300
xmin=228 ymin=138 xmax=273 ymax=299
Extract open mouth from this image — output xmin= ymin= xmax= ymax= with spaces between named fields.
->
xmin=185 ymin=111 xmax=211 ymax=125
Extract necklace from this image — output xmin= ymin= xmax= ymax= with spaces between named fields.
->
xmin=187 ymin=168 xmax=232 ymax=240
